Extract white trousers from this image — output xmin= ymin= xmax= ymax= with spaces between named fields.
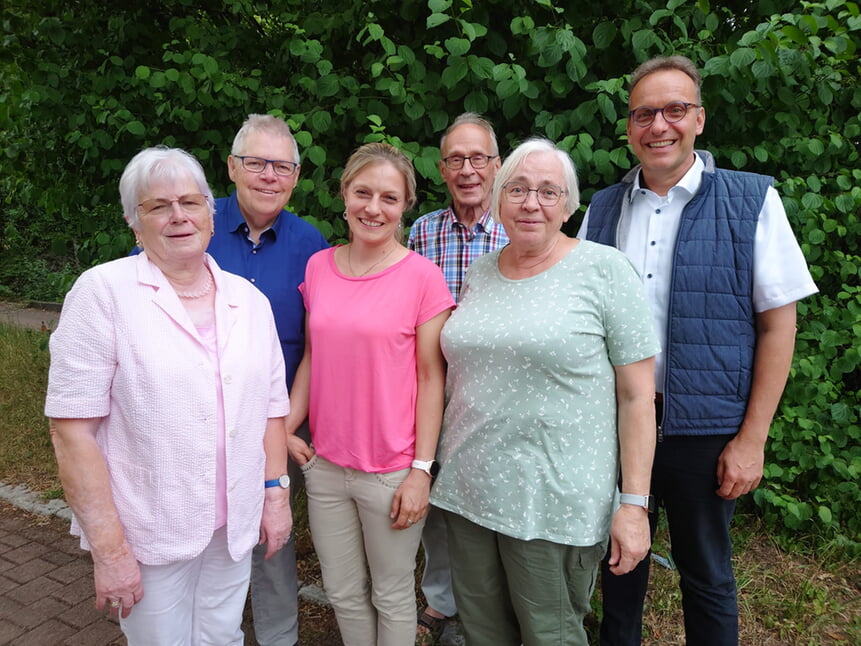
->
xmin=120 ymin=526 xmax=252 ymax=646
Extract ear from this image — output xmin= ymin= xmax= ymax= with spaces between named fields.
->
xmin=695 ymin=106 xmax=706 ymax=135
xmin=227 ymin=155 xmax=237 ymax=183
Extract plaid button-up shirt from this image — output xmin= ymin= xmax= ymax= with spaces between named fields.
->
xmin=407 ymin=206 xmax=509 ymax=302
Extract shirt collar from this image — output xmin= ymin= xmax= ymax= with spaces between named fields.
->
xmin=445 ymin=205 xmax=494 ymax=232
xmin=223 ymin=192 xmax=282 ymax=240
xmin=629 ymin=153 xmax=705 ymax=203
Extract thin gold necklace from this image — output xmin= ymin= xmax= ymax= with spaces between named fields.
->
xmin=347 ymin=243 xmax=397 ymax=277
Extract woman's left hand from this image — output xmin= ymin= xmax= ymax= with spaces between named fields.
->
xmin=390 ymin=470 xmax=431 ymax=530
xmin=259 ymin=488 xmax=293 ymax=560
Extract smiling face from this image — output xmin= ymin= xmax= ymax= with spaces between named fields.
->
xmin=439 ymin=123 xmax=501 ymax=220
xmin=134 ymin=173 xmax=213 ymax=270
xmin=343 ymin=161 xmax=408 ymax=247
xmin=627 ymin=69 xmax=705 ymax=195
xmin=227 ymin=130 xmax=300 ymax=236
xmin=498 ymin=151 xmax=570 ymax=254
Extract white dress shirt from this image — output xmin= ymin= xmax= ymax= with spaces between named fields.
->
xmin=578 ymin=154 xmax=818 ymax=390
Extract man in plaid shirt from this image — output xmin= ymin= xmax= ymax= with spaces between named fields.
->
xmin=408 ymin=112 xmax=508 ymax=302
xmin=407 ymin=112 xmax=508 ymax=640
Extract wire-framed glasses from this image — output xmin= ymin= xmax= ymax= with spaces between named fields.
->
xmin=502 ymin=183 xmax=566 ymax=207
xmin=441 ymin=154 xmax=497 ymax=170
xmin=137 ymin=193 xmax=209 ymax=218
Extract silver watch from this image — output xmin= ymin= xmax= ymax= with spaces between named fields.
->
xmin=619 ymin=493 xmax=655 ymax=512
xmin=264 ymin=474 xmax=291 ymax=489
xmin=411 ymin=459 xmax=439 ymax=477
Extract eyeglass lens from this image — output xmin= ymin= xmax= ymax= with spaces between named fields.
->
xmin=139 ymin=194 xmax=208 ymax=217
xmin=503 ymin=183 xmax=564 ymax=206
xmin=630 ymin=102 xmax=696 ymax=127
xmin=239 ymin=156 xmax=298 ymax=176
xmin=443 ymin=154 xmax=494 ymax=170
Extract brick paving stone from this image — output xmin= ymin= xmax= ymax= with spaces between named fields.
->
xmin=0 ymin=618 xmax=26 ymax=644
xmin=58 ymin=598 xmax=105 ymax=630
xmin=53 ymin=535 xmax=84 ymax=557
xmin=47 ymin=559 xmax=92 ymax=585
xmin=0 ymin=517 xmax=28 ymax=533
xmin=0 ymin=533 xmax=28 ymax=549
xmin=0 ymin=575 xmax=17 ymax=596
xmin=62 ymin=619 xmax=124 ymax=646
xmin=10 ymin=574 xmax=64 ymax=605
xmin=4 ymin=596 xmax=69 ymax=629
xmin=52 ymin=577 xmax=96 ymax=606
xmin=0 ymin=596 xmax=25 ymax=623
xmin=42 ymin=549 xmax=77 ymax=566
xmin=11 ymin=618 xmax=75 ymax=646
xmin=0 ymin=558 xmax=13 ymax=575
xmin=20 ymin=524 xmax=67 ymax=545
xmin=4 ymin=557 xmax=55 ymax=583
xmin=3 ymin=542 xmax=49 ymax=565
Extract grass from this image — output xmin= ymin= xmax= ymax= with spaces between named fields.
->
xmin=2 ymin=319 xmax=859 ymax=644
xmin=0 ymin=322 xmax=59 ymax=492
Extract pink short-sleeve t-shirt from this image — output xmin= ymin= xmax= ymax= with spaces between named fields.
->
xmin=300 ymin=248 xmax=454 ymax=472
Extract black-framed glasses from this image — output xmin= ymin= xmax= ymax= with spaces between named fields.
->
xmin=235 ymin=155 xmax=299 ymax=176
xmin=628 ymin=101 xmax=701 ymax=127
xmin=137 ymin=193 xmax=209 ymax=218
xmin=502 ymin=183 xmax=566 ymax=207
xmin=441 ymin=154 xmax=497 ymax=170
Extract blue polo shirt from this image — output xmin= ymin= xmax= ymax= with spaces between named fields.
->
xmin=208 ymin=193 xmax=329 ymax=388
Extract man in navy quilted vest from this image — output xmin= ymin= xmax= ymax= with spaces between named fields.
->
xmin=578 ymin=55 xmax=817 ymax=646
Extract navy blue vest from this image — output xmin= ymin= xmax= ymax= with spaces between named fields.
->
xmin=586 ymin=152 xmax=772 ymax=436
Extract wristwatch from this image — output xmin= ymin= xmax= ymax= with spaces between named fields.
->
xmin=264 ymin=474 xmax=291 ymax=489
xmin=619 ymin=493 xmax=655 ymax=513
xmin=411 ymin=459 xmax=440 ymax=477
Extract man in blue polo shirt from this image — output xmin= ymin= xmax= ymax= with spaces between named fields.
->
xmin=211 ymin=114 xmax=329 ymax=646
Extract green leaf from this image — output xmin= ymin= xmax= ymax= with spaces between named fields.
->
xmin=316 ymin=74 xmax=341 ymax=97
xmin=306 ymin=145 xmax=326 ymax=166
xmin=127 ymin=121 xmax=146 ymax=136
xmin=730 ymin=47 xmax=757 ymax=68
xmin=445 ymin=37 xmax=471 ymax=57
xmin=596 ymin=94 xmax=616 ymax=122
xmin=592 ymin=21 xmax=617 ymax=49
xmin=427 ymin=13 xmax=450 ymax=28
xmin=310 ymin=111 xmax=332 ymax=133
xmin=441 ymin=58 xmax=468 ymax=88
xmin=135 ymin=65 xmax=150 ymax=80
xmin=428 ymin=0 xmax=451 ymax=11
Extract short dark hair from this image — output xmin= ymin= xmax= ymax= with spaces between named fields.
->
xmin=629 ymin=55 xmax=702 ymax=105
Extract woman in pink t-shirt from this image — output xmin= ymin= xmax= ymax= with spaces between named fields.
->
xmin=288 ymin=143 xmax=454 ymax=645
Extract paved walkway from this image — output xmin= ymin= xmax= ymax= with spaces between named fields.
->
xmin=0 ymin=500 xmax=124 ymax=645
xmin=0 ymin=301 xmax=61 ymax=333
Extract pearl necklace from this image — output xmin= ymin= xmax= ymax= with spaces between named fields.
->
xmin=347 ymin=244 xmax=397 ymax=277
xmin=174 ymin=271 xmax=214 ymax=299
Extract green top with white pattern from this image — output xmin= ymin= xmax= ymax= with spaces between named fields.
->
xmin=431 ymin=240 xmax=660 ymax=546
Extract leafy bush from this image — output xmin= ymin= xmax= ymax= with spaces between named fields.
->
xmin=1 ymin=0 xmax=859 ymax=548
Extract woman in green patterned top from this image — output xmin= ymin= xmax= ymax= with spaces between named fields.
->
xmin=430 ymin=138 xmax=660 ymax=646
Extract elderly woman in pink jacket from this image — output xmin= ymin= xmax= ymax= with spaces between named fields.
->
xmin=45 ymin=146 xmax=292 ymax=646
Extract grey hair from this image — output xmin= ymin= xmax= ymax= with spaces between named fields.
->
xmin=120 ymin=146 xmax=215 ymax=230
xmin=440 ymin=112 xmax=500 ymax=157
xmin=490 ymin=137 xmax=580 ymax=219
xmin=629 ymin=55 xmax=702 ymax=105
xmin=231 ymin=114 xmax=300 ymax=164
